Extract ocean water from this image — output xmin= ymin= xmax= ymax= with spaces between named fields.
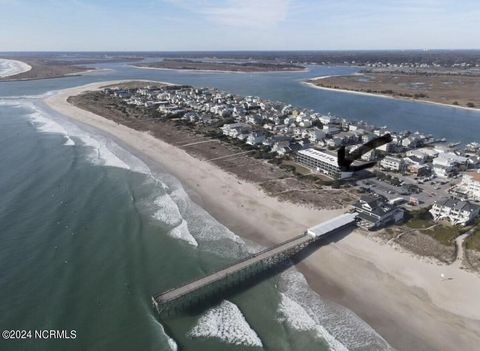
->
xmin=1 ymin=59 xmax=479 ymax=351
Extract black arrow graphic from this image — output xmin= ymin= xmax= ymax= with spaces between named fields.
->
xmin=337 ymin=133 xmax=392 ymax=172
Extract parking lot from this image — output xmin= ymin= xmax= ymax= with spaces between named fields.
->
xmin=356 ymin=168 xmax=456 ymax=208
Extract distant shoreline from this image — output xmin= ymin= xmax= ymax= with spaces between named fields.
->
xmin=303 ymin=79 xmax=480 ymax=112
xmin=133 ymin=62 xmax=309 ymax=74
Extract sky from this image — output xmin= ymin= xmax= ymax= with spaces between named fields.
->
xmin=0 ymin=0 xmax=479 ymax=51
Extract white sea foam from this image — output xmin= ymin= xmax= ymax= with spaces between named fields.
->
xmin=75 ymin=133 xmax=130 ymax=169
xmin=153 ymin=194 xmax=183 ymax=227
xmin=0 ymin=91 xmax=56 ymax=100
xmin=0 ymin=59 xmax=32 ymax=78
xmin=152 ymin=317 xmax=178 ymax=351
xmin=28 ymin=110 xmax=75 ymax=146
xmin=168 ymin=181 xmax=243 ymax=244
xmin=153 ymin=193 xmax=198 ymax=246
xmin=2 ymin=98 xmax=199 ymax=248
xmin=189 ymin=300 xmax=262 ymax=347
xmin=169 ymin=219 xmax=198 ymax=247
xmin=167 ymin=337 xmax=178 ymax=351
xmin=278 ymin=293 xmax=348 ymax=351
xmin=279 ymin=269 xmax=392 ymax=351
xmin=16 ymin=100 xmax=148 ymax=171
xmin=28 ymin=107 xmax=132 ymax=168
xmin=3 ymin=95 xmax=246 ymax=252
xmin=142 ymin=173 xmax=249 ymax=255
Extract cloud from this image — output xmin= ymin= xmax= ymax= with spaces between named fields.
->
xmin=167 ymin=0 xmax=291 ymax=28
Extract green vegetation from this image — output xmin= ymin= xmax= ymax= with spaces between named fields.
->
xmin=421 ymin=224 xmax=464 ymax=246
xmin=467 ymin=102 xmax=476 ymax=108
xmin=281 ymin=160 xmax=312 ymax=176
xmin=406 ymin=208 xmax=434 ymax=229
xmin=252 ymin=149 xmax=274 ymax=160
xmin=465 ymin=223 xmax=480 ymax=252
xmin=406 ymin=208 xmax=470 ymax=246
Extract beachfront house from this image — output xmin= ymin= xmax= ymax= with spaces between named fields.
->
xmin=458 ymin=170 xmax=480 ymax=201
xmin=352 ymin=194 xmax=405 ymax=230
xmin=429 ymin=198 xmax=480 ymax=226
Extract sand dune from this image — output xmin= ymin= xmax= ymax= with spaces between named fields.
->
xmin=45 ymin=81 xmax=480 ymax=351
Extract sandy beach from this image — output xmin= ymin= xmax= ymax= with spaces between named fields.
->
xmin=303 ymin=79 xmax=480 ymax=112
xmin=44 ymin=81 xmax=480 ymax=351
xmin=0 ymin=58 xmax=32 ymax=78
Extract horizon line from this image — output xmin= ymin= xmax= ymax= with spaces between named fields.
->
xmin=1 ymin=49 xmax=480 ymax=53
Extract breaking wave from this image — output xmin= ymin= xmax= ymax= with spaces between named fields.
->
xmin=278 ymin=293 xmax=348 ymax=351
xmin=2 ymin=94 xmax=393 ymax=350
xmin=152 ymin=193 xmax=198 ymax=246
xmin=189 ymin=300 xmax=263 ymax=347
xmin=152 ymin=317 xmax=178 ymax=351
xmin=28 ymin=110 xmax=76 ymax=146
xmin=147 ymin=172 xmax=250 ymax=256
xmin=4 ymin=99 xmax=143 ymax=170
xmin=168 ymin=219 xmax=198 ymax=247
xmin=279 ymin=269 xmax=393 ymax=351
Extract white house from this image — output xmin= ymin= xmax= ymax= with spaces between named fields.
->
xmin=319 ymin=115 xmax=339 ymax=126
xmin=380 ymin=156 xmax=406 ymax=172
xmin=429 ymin=198 xmax=480 ymax=226
xmin=432 ymin=152 xmax=468 ymax=178
xmin=459 ymin=171 xmax=480 ymax=201
xmin=296 ymin=148 xmax=353 ymax=179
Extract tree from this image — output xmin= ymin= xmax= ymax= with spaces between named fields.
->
xmin=467 ymin=102 xmax=475 ymax=108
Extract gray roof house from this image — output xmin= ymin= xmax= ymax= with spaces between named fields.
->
xmin=352 ymin=194 xmax=405 ymax=230
xmin=429 ymin=198 xmax=480 ymax=226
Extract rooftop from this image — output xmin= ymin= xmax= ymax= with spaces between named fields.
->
xmin=307 ymin=213 xmax=357 ymax=238
xmin=433 ymin=198 xmax=480 ymax=213
xmin=297 ymin=148 xmax=339 ymax=167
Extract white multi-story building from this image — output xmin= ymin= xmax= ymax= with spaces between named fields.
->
xmin=432 ymin=152 xmax=468 ymax=178
xmin=429 ymin=198 xmax=480 ymax=226
xmin=380 ymin=156 xmax=406 ymax=172
xmin=296 ymin=148 xmax=352 ymax=179
xmin=459 ymin=171 xmax=480 ymax=201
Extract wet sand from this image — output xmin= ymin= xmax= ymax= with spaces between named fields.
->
xmin=45 ymin=81 xmax=480 ymax=351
